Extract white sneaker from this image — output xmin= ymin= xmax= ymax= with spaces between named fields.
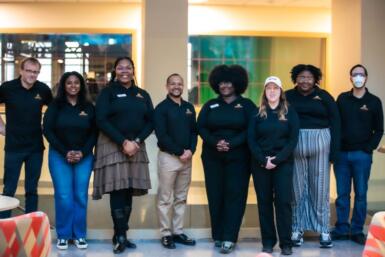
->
xmin=56 ymin=239 xmax=68 ymax=250
xmin=74 ymin=238 xmax=88 ymax=249
xmin=320 ymin=233 xmax=333 ymax=248
xmin=291 ymin=231 xmax=304 ymax=247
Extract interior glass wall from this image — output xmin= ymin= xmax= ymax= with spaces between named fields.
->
xmin=0 ymin=33 xmax=132 ymax=101
xmin=188 ymin=35 xmax=326 ymax=106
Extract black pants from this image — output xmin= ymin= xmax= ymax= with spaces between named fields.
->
xmin=201 ymin=147 xmax=251 ymax=242
xmin=0 ymin=151 xmax=43 ymax=218
xmin=252 ymin=161 xmax=293 ymax=248
xmin=110 ymin=189 xmax=133 ymax=236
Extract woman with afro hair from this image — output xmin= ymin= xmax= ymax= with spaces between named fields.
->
xmin=285 ymin=64 xmax=340 ymax=248
xmin=197 ymin=64 xmax=256 ymax=254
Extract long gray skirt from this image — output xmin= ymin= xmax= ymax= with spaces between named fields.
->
xmin=92 ymin=133 xmax=152 ymax=200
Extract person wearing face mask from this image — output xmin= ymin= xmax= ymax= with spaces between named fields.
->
xmin=154 ymin=73 xmax=197 ymax=249
xmin=93 ymin=56 xmax=153 ymax=254
xmin=285 ymin=64 xmax=340 ymax=248
xmin=197 ymin=65 xmax=256 ymax=254
xmin=248 ymin=76 xmax=299 ymax=255
xmin=331 ymin=64 xmax=383 ymax=245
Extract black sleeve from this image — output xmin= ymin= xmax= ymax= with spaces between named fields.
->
xmin=43 ymin=103 xmax=68 ymax=156
xmin=365 ymin=98 xmax=384 ymax=152
xmin=135 ymin=91 xmax=154 ymax=142
xmin=197 ymin=102 xmax=218 ymax=148
xmin=322 ymin=90 xmax=341 ymax=162
xmin=271 ymin=108 xmax=299 ymax=165
xmin=95 ymin=87 xmax=126 ymax=145
xmin=80 ymin=105 xmax=98 ymax=156
xmin=247 ymin=114 xmax=267 ymax=165
xmin=0 ymin=83 xmax=5 ymax=103
xmin=189 ymin=105 xmax=198 ymax=154
xmin=154 ymin=104 xmax=184 ymax=156
xmin=43 ymin=85 xmax=53 ymax=105
xmin=228 ymin=99 xmax=257 ymax=149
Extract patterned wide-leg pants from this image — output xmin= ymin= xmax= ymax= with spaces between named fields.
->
xmin=292 ymin=128 xmax=331 ymax=233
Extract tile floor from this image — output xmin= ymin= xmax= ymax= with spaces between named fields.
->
xmin=50 ymin=239 xmax=364 ymax=257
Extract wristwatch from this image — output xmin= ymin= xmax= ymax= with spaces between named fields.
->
xmin=134 ymin=138 xmax=141 ymax=144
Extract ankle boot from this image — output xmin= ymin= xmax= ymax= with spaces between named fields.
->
xmin=111 ymin=209 xmax=128 ymax=254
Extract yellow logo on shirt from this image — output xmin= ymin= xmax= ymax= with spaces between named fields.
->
xmin=360 ymin=104 xmax=369 ymax=111
xmin=136 ymin=93 xmax=144 ymax=98
xmin=34 ymin=94 xmax=42 ymax=100
xmin=79 ymin=111 xmax=88 ymax=116
xmin=234 ymin=103 xmax=243 ymax=109
xmin=313 ymin=95 xmax=322 ymax=100
xmin=186 ymin=109 xmax=192 ymax=115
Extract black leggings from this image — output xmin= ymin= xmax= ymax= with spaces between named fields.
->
xmin=110 ymin=189 xmax=133 ymax=236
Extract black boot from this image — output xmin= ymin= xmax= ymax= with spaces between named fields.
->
xmin=111 ymin=209 xmax=128 ymax=254
xmin=111 ymin=208 xmax=137 ymax=250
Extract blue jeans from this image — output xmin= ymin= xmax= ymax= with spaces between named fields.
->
xmin=0 ymin=151 xmax=43 ymax=218
xmin=49 ymin=148 xmax=93 ymax=239
xmin=334 ymin=150 xmax=372 ymax=235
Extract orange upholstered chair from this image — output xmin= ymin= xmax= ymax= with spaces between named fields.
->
xmin=0 ymin=211 xmax=51 ymax=257
xmin=363 ymin=211 xmax=385 ymax=257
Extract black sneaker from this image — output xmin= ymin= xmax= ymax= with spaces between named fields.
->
xmin=220 ymin=241 xmax=235 ymax=254
xmin=262 ymin=245 xmax=273 ymax=253
xmin=319 ymin=233 xmax=333 ymax=248
xmin=351 ymin=233 xmax=366 ymax=245
xmin=56 ymin=239 xmax=68 ymax=250
xmin=331 ymin=230 xmax=350 ymax=240
xmin=291 ymin=231 xmax=304 ymax=247
xmin=173 ymin=233 xmax=196 ymax=246
xmin=74 ymin=238 xmax=88 ymax=249
xmin=281 ymin=246 xmax=293 ymax=255
xmin=161 ymin=236 xmax=176 ymax=249
xmin=214 ymin=240 xmax=222 ymax=248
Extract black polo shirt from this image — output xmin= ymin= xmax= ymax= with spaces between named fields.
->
xmin=337 ymin=88 xmax=383 ymax=153
xmin=197 ymin=96 xmax=256 ymax=151
xmin=154 ymin=96 xmax=197 ymax=156
xmin=285 ymin=86 xmax=341 ymax=162
xmin=43 ymin=101 xmax=97 ymax=157
xmin=95 ymin=82 xmax=154 ymax=145
xmin=0 ymin=78 xmax=52 ymax=152
xmin=248 ymin=106 xmax=299 ymax=166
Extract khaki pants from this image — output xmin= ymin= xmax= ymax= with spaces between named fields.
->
xmin=157 ymin=151 xmax=192 ymax=236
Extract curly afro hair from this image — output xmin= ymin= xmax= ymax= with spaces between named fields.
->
xmin=208 ymin=64 xmax=249 ymax=95
xmin=290 ymin=64 xmax=322 ymax=85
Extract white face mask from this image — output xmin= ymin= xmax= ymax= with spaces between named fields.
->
xmin=352 ymin=75 xmax=366 ymax=88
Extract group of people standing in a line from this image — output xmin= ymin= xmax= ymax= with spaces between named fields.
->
xmin=0 ymin=56 xmax=382 ymax=256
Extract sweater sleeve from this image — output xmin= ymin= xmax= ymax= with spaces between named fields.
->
xmin=271 ymin=108 xmax=300 ymax=165
xmin=322 ymin=90 xmax=341 ymax=162
xmin=43 ymin=103 xmax=68 ymax=156
xmin=80 ymin=105 xmax=98 ymax=156
xmin=154 ymin=104 xmax=184 ymax=156
xmin=135 ymin=90 xmax=154 ymax=142
xmin=364 ymin=98 xmax=384 ymax=153
xmin=197 ymin=102 xmax=218 ymax=148
xmin=228 ymin=99 xmax=257 ymax=149
xmin=95 ymin=87 xmax=126 ymax=145
xmin=247 ymin=114 xmax=267 ymax=165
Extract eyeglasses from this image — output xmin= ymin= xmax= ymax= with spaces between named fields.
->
xmin=297 ymin=75 xmax=314 ymax=81
xmin=24 ymin=69 xmax=40 ymax=75
xmin=351 ymin=73 xmax=366 ymax=77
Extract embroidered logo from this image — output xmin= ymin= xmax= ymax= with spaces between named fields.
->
xmin=136 ymin=93 xmax=144 ymax=98
xmin=313 ymin=95 xmax=322 ymax=100
xmin=79 ymin=111 xmax=88 ymax=116
xmin=186 ymin=109 xmax=193 ymax=115
xmin=234 ymin=103 xmax=243 ymax=109
xmin=360 ymin=104 xmax=369 ymax=111
xmin=34 ymin=94 xmax=42 ymax=100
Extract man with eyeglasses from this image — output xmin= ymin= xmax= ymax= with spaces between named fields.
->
xmin=0 ymin=57 xmax=52 ymax=218
xmin=332 ymin=64 xmax=384 ymax=245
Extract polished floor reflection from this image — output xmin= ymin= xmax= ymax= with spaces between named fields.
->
xmin=50 ymin=239 xmax=364 ymax=257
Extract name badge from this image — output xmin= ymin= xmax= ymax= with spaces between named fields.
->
xmin=210 ymin=103 xmax=219 ymax=109
xmin=117 ymin=94 xmax=127 ymax=98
